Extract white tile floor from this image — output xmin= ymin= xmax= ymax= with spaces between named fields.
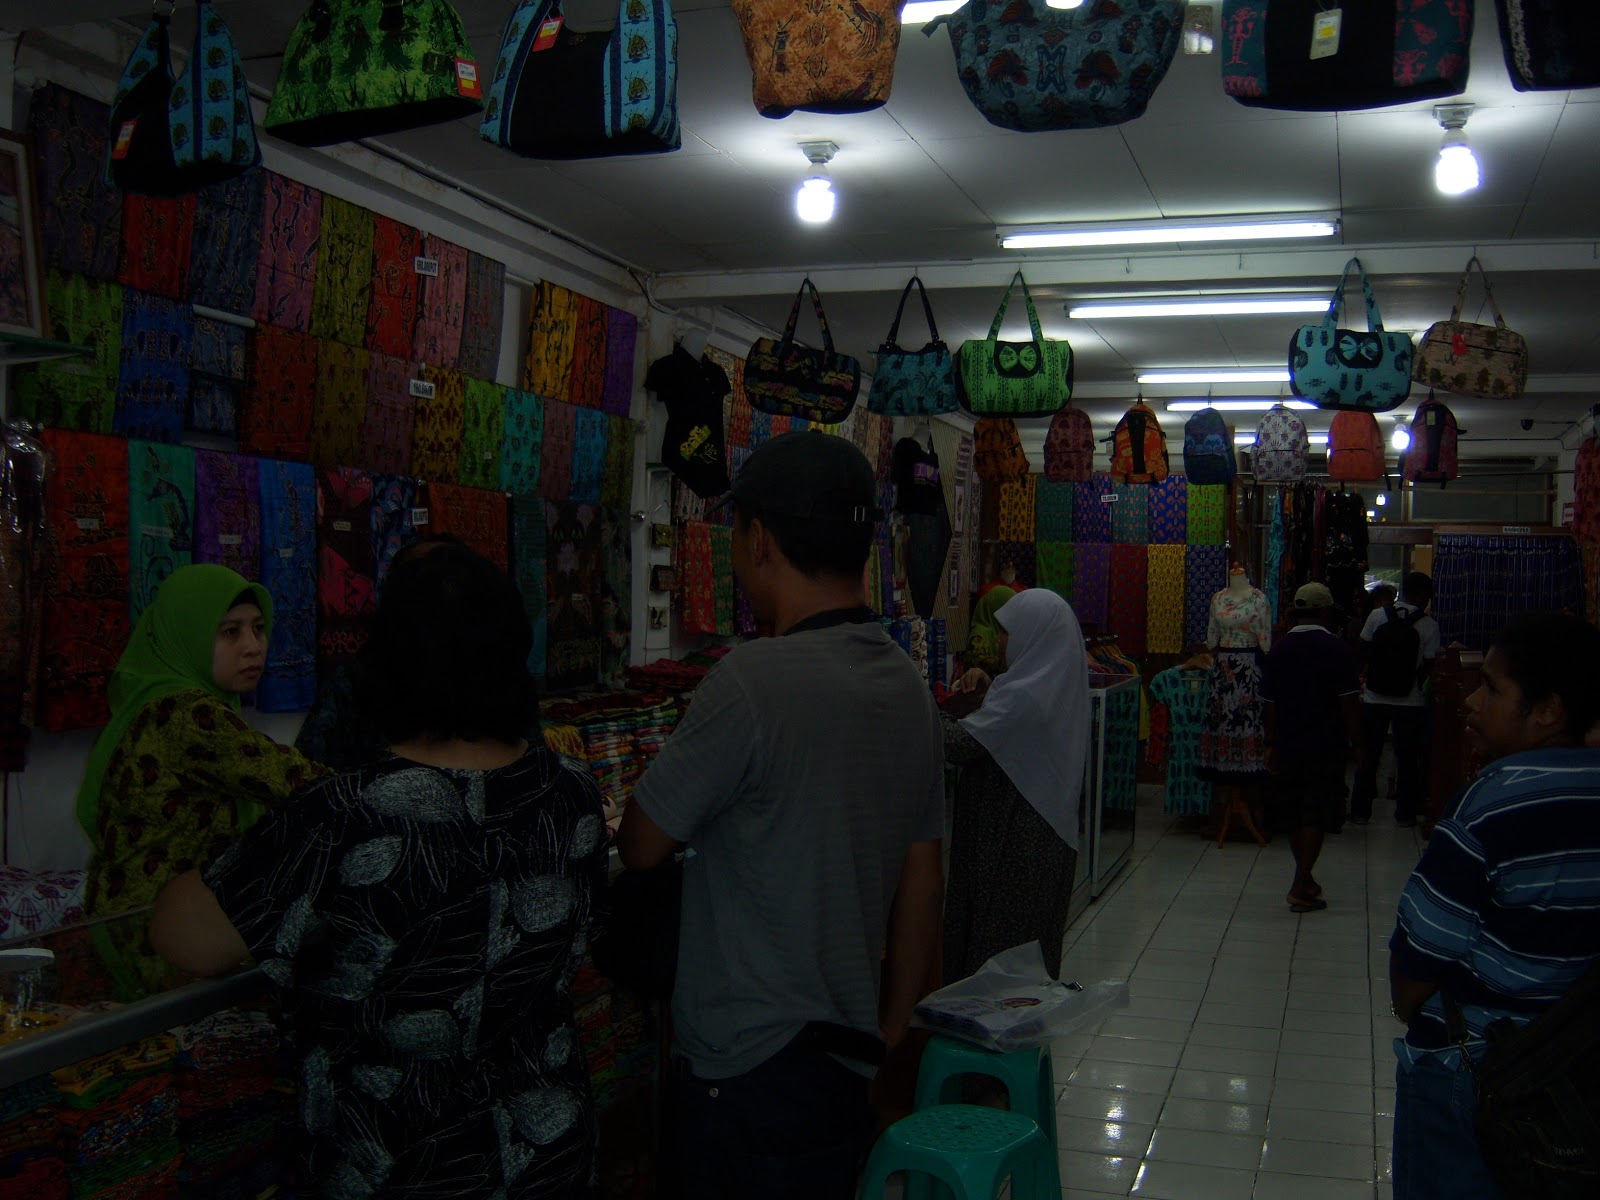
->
xmin=1047 ymin=789 xmax=1426 ymax=1199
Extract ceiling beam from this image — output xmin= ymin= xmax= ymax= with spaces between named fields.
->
xmin=1064 ymin=375 xmax=1600 ymax=400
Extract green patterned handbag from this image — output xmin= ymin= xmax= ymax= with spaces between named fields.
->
xmin=957 ymin=272 xmax=1073 ymax=417
xmin=265 ymin=0 xmax=483 ymax=147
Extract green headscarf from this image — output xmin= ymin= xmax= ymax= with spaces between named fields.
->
xmin=75 ymin=564 xmax=273 ymax=844
xmin=967 ymin=585 xmax=1017 ymax=674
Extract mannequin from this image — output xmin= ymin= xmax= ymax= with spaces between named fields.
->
xmin=1227 ymin=565 xmax=1251 ymax=596
xmin=1198 ymin=563 xmax=1272 ymax=815
xmin=678 ymin=327 xmax=709 ymax=361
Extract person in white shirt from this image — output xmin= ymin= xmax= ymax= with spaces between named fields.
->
xmin=1353 ymin=572 xmax=1441 ymax=826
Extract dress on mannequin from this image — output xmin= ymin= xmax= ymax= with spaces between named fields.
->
xmin=1198 ymin=570 xmax=1272 ymax=782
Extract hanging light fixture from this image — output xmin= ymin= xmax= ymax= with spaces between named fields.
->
xmin=1392 ymin=417 xmax=1412 ymax=452
xmin=796 ymin=141 xmax=838 ymax=224
xmin=1434 ymin=103 xmax=1480 ymax=196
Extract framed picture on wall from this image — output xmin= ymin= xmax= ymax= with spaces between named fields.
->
xmin=0 ymin=130 xmax=46 ymax=340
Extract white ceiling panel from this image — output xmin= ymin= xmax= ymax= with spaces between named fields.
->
xmin=1120 ymin=114 xmax=1340 ymax=217
xmin=923 ymin=127 xmax=1158 ymax=227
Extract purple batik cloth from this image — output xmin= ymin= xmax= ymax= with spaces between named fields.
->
xmin=602 ymin=308 xmax=638 ymax=416
xmin=1074 ymin=475 xmax=1113 ymax=544
xmin=1074 ymin=542 xmax=1111 ymax=630
xmin=194 ymin=451 xmax=262 ymax=579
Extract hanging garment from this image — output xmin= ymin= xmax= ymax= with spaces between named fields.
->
xmin=410 ymin=366 xmax=467 ymax=481
xmin=308 ymin=195 xmax=375 ymax=348
xmin=371 ymin=474 xmax=421 ymax=592
xmin=255 ymin=459 xmax=317 ymax=714
xmin=571 ymin=408 xmax=609 ymax=504
xmin=193 ymin=450 xmax=261 ymax=580
xmin=524 ymin=281 xmax=577 ymax=398
xmin=429 ymin=482 xmax=510 ymax=570
xmin=1073 ymin=475 xmax=1112 ymax=544
xmin=566 ymin=294 xmax=609 ymax=408
xmin=1108 ymin=544 xmax=1149 ymax=656
xmin=1146 ymin=544 xmax=1186 ymax=654
xmin=117 ymin=193 xmax=195 ymax=300
xmin=544 ymin=500 xmax=604 ymax=689
xmin=1184 ymin=546 xmax=1229 ymax=649
xmin=600 ymin=415 xmax=636 ymax=511
xmin=365 ymin=214 xmax=423 ymax=358
xmin=995 ymin=476 xmax=1036 ymax=541
xmin=500 ymin=389 xmax=545 ymax=495
xmin=1186 ymin=483 xmax=1227 ymax=546
xmin=316 ymin=466 xmax=377 ymax=670
xmin=188 ymin=171 xmax=266 ymax=316
xmin=114 ymin=290 xmax=194 ymax=445
xmin=412 ymin=235 xmax=468 ymax=368
xmin=188 ymin=316 xmax=246 ymax=436
xmin=251 ymin=171 xmax=321 ymax=332
xmin=1264 ymin=490 xmax=1286 ymax=626
xmin=459 ymin=252 xmax=507 ymax=380
xmin=539 ymin=399 xmax=578 ymax=501
xmin=1036 ymin=541 xmax=1074 ymax=601
xmin=510 ymin=493 xmax=548 ymax=675
xmin=1149 ymin=666 xmax=1214 ymax=816
xmin=599 ymin=506 xmax=632 ymax=686
xmin=1199 ymin=649 xmax=1270 ymax=783
xmin=310 ymin=340 xmax=371 ymax=468
xmin=16 ymin=271 xmax=123 ymax=434
xmin=675 ymin=519 xmax=716 ymax=636
xmin=648 ymin=346 xmax=732 ymax=499
xmin=30 ymin=83 xmax=123 ymax=281
xmin=240 ymin=324 xmax=317 ymax=458
xmin=1033 ymin=479 xmax=1074 ymax=543
xmin=1148 ymin=475 xmax=1188 ymax=544
xmin=602 ymin=308 xmax=638 ymax=416
xmin=458 ymin=378 xmax=506 ymax=489
xmin=710 ymin=524 xmax=735 ymax=636
xmin=128 ymin=440 xmax=196 ymax=625
xmin=1074 ymin=543 xmax=1111 ymax=631
xmin=360 ymin=353 xmax=416 ymax=476
xmin=1110 ymin=483 xmax=1149 ymax=545
xmin=38 ymin=430 xmax=130 ymax=731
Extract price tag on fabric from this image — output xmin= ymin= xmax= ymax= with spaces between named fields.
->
xmin=332 ymin=520 xmax=353 ymax=532
xmin=139 ymin=524 xmax=173 ymax=539
xmin=532 ymin=15 xmax=564 ymax=50
xmin=413 ymin=257 xmax=440 ymax=277
xmin=278 ymin=547 xmax=295 ymax=559
xmin=1101 ymin=493 xmax=1119 ymax=503
xmin=74 ymin=517 xmax=102 ymax=531
xmin=410 ymin=379 xmax=436 ymax=399
xmin=219 ymin=534 xmax=243 ymax=546
xmin=411 ymin=508 xmax=431 ymax=526
xmin=1310 ymin=8 xmax=1341 ymax=59
xmin=112 ymin=121 xmax=137 ymax=160
xmin=454 ymin=58 xmax=481 ymax=99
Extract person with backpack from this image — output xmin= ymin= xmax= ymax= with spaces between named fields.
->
xmin=1353 ymin=572 xmax=1440 ymax=827
xmin=1388 ymin=613 xmax=1600 ymax=1200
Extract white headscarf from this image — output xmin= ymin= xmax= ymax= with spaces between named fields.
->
xmin=959 ymin=589 xmax=1091 ymax=851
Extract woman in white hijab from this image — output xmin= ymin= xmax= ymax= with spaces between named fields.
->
xmin=944 ymin=588 xmax=1091 ymax=982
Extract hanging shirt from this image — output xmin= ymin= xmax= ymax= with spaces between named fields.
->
xmin=647 ymin=346 xmax=732 ymax=499
xmin=893 ymin=437 xmax=946 ymax=517
xmin=1149 ymin=667 xmax=1213 ymax=816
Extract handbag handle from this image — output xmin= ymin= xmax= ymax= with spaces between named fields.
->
xmin=780 ymin=277 xmax=837 ymax=355
xmin=1326 ymin=257 xmax=1385 ymax=332
xmin=987 ymin=271 xmax=1045 ymax=347
xmin=1450 ymin=256 xmax=1508 ymax=331
xmin=883 ymin=276 xmax=942 ymax=349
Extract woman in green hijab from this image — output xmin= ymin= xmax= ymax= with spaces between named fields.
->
xmin=963 ymin=585 xmax=1016 ymax=680
xmin=78 ymin=564 xmax=323 ymax=997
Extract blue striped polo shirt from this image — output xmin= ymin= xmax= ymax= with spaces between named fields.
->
xmin=1390 ymin=747 xmax=1600 ymax=1059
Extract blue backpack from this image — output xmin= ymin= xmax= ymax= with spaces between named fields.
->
xmin=1183 ymin=408 xmax=1236 ymax=485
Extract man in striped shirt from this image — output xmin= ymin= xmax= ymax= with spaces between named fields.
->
xmin=1388 ymin=613 xmax=1600 ymax=1200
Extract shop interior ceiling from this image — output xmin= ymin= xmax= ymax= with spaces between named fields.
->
xmin=8 ymin=0 xmax=1600 ymax=463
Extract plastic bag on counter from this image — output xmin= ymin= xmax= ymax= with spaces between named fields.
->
xmin=912 ymin=940 xmax=1128 ymax=1053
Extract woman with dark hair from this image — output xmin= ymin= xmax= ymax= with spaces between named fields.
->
xmin=152 ymin=545 xmax=608 ymax=1198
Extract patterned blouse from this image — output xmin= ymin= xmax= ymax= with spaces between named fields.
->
xmin=1206 ymin=586 xmax=1272 ymax=651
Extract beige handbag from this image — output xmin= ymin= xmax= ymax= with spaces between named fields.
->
xmin=1413 ymin=256 xmax=1529 ymax=400
xmin=731 ymin=0 xmax=902 ymax=118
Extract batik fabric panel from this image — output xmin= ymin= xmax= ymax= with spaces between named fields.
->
xmin=458 ymin=378 xmax=505 ymax=490
xmin=240 ymin=324 xmax=317 ymax=458
xmin=1110 ymin=483 xmax=1149 ymax=545
xmin=309 ymin=194 xmax=374 ymax=348
xmin=188 ymin=316 xmax=246 ymax=437
xmin=360 ymin=353 xmax=415 ymax=476
xmin=500 ymin=389 xmax=545 ymax=495
xmin=1073 ymin=475 xmax=1112 ymax=544
xmin=459 ymin=252 xmax=506 ymax=380
xmin=15 ymin=271 xmax=122 ymax=433
xmin=410 ymin=366 xmax=466 ymax=482
xmin=1187 ymin=483 xmax=1227 ymax=546
xmin=1148 ymin=474 xmax=1188 ymax=545
xmin=117 ymin=194 xmax=194 ymax=300
xmin=252 ymin=171 xmax=321 ymax=332
xmin=371 ymin=475 xmax=421 ymax=592
xmin=193 ymin=450 xmax=261 ymax=580
xmin=114 ymin=290 xmax=193 ymax=444
xmin=29 ymin=83 xmax=122 ymax=280
xmin=995 ymin=476 xmax=1036 ymax=542
xmin=430 ymin=482 xmax=509 ymax=570
xmin=571 ymin=408 xmax=609 ymax=504
xmin=316 ymin=466 xmax=377 ymax=670
xmin=127 ymin=440 xmax=196 ymax=625
xmin=365 ymin=215 xmax=422 ymax=358
xmin=256 ymin=459 xmax=317 ymax=713
xmin=600 ymin=416 xmax=635 ymax=511
xmin=544 ymin=502 xmax=604 ymax=690
xmin=1146 ymin=544 xmax=1186 ymax=654
xmin=524 ymin=281 xmax=576 ymax=398
xmin=310 ymin=339 xmax=370 ymax=468
xmin=709 ymin=525 xmax=735 ymax=636
xmin=1109 ymin=544 xmax=1149 ymax=656
xmin=511 ymin=494 xmax=548 ymax=675
xmin=1073 ymin=542 xmax=1111 ymax=631
xmin=602 ymin=308 xmax=638 ymax=416
xmin=1185 ymin=545 xmax=1229 ymax=648
xmin=599 ymin=508 xmax=632 ymax=687
xmin=189 ymin=171 xmax=265 ymax=316
xmin=1036 ymin=541 xmax=1074 ymax=602
xmin=539 ymin=400 xmax=578 ymax=502
xmin=1034 ymin=480 xmax=1074 ymax=542
xmin=566 ymin=294 xmax=608 ymax=409
xmin=676 ymin=520 xmax=715 ymax=636
xmin=412 ymin=235 xmax=467 ymax=368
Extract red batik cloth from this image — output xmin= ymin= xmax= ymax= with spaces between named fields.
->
xmin=117 ymin=193 xmax=194 ymax=300
xmin=240 ymin=325 xmax=317 ymax=459
xmin=412 ymin=235 xmax=467 ymax=368
xmin=360 ymin=353 xmax=416 ymax=476
xmin=429 ymin=481 xmax=510 ymax=570
xmin=316 ymin=466 xmax=377 ymax=669
xmin=366 ymin=215 xmax=422 ymax=359
xmin=1109 ymin=544 xmax=1149 ymax=656
xmin=252 ymin=171 xmax=321 ymax=332
xmin=675 ymin=520 xmax=716 ymax=636
xmin=566 ymin=294 xmax=608 ymax=409
xmin=539 ymin=399 xmax=578 ymax=502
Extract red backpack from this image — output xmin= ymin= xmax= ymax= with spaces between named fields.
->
xmin=1402 ymin=393 xmax=1460 ymax=487
xmin=1110 ymin=400 xmax=1169 ymax=483
xmin=1327 ymin=410 xmax=1385 ymax=483
xmin=1044 ymin=406 xmax=1094 ymax=482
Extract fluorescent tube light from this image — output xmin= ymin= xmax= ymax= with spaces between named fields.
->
xmin=1235 ymin=433 xmax=1328 ymax=446
xmin=1002 ymin=216 xmax=1337 ymax=251
xmin=1069 ymin=297 xmax=1331 ymax=319
xmin=1138 ymin=369 xmax=1292 ymax=385
xmin=905 ymin=0 xmax=1081 ymax=19
xmin=1166 ymin=400 xmax=1315 ymax=413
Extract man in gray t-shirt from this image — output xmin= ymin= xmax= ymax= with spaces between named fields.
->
xmin=618 ymin=431 xmax=945 ymax=1200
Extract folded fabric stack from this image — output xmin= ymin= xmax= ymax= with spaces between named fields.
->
xmin=624 ymin=657 xmax=712 ymax=694
xmin=0 ymin=867 xmax=86 ymax=940
xmin=174 ymin=1010 xmax=287 ymax=1195
xmin=888 ymin=617 xmax=949 ymax=692
xmin=542 ymin=723 xmax=587 ymax=761
xmin=578 ymin=982 xmax=655 ymax=1112
xmin=53 ymin=1034 xmax=179 ymax=1200
xmin=542 ymin=693 xmax=684 ymax=827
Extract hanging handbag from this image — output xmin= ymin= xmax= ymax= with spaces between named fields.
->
xmin=925 ymin=0 xmax=1184 ymax=132
xmin=1221 ymin=0 xmax=1472 ymax=112
xmin=105 ymin=0 xmax=260 ymax=196
xmin=743 ymin=278 xmax=861 ymax=423
xmin=1496 ymin=1 xmax=1600 ymax=91
xmin=732 ymin=0 xmax=903 ymax=119
xmin=867 ymin=278 xmax=958 ymax=417
xmin=1413 ymin=257 xmax=1529 ymax=401
xmin=1289 ymin=257 xmax=1413 ymax=413
xmin=482 ymin=0 xmax=680 ymax=160
xmin=957 ymin=272 xmax=1073 ymax=417
xmin=265 ymin=0 xmax=484 ymax=147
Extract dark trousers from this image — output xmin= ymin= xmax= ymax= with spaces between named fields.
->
xmin=659 ymin=1033 xmax=876 ymax=1200
xmin=1352 ymin=702 xmax=1427 ymax=821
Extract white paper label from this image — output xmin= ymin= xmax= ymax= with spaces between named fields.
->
xmin=1310 ymin=8 xmax=1341 ymax=59
xmin=139 ymin=523 xmax=173 ymax=539
xmin=410 ymin=379 xmax=436 ymax=399
xmin=332 ymin=520 xmax=353 ymax=532
xmin=414 ymin=256 xmax=440 ymax=277
xmin=411 ymin=507 xmax=430 ymax=526
xmin=278 ymin=547 xmax=296 ymax=559
xmin=74 ymin=517 xmax=101 ymax=531
xmin=1502 ymin=525 xmax=1531 ymax=534
xmin=219 ymin=534 xmax=243 ymax=546
xmin=1101 ymin=493 xmax=1120 ymax=504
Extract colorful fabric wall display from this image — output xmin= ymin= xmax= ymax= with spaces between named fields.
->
xmin=252 ymin=171 xmax=321 ymax=332
xmin=566 ymin=294 xmax=609 ymax=409
xmin=1073 ymin=474 xmax=1113 ymax=544
xmin=1184 ymin=545 xmax=1229 ymax=648
xmin=458 ymin=252 xmax=507 ymax=381
xmin=188 ymin=316 xmax=246 ymax=437
xmin=602 ymin=308 xmax=638 ymax=416
xmin=315 ymin=466 xmax=377 ymax=669
xmin=524 ymin=280 xmax=576 ymax=398
xmin=1187 ymin=483 xmax=1227 ymax=546
xmin=37 ymin=430 xmax=130 ymax=731
xmin=29 ymin=83 xmax=123 ymax=281
xmin=365 ymin=215 xmax=423 ymax=359
xmin=189 ymin=171 xmax=266 ymax=316
xmin=117 ymin=194 xmax=195 ymax=300
xmin=1110 ymin=483 xmax=1149 ymax=545
xmin=539 ymin=399 xmax=578 ymax=502
xmin=114 ymin=290 xmax=194 ymax=445
xmin=1146 ymin=544 xmax=1186 ymax=654
xmin=409 ymin=366 xmax=467 ymax=481
xmin=360 ymin=352 xmax=415 ymax=476
xmin=676 ymin=519 xmax=715 ymax=635
xmin=500 ymin=388 xmax=545 ymax=495
xmin=510 ymin=494 xmax=548 ymax=675
xmin=1073 ymin=542 xmax=1111 ymax=631
xmin=256 ymin=459 xmax=318 ymax=713
xmin=310 ymin=339 xmax=371 ymax=467
xmin=412 ymin=235 xmax=467 ymax=368
xmin=371 ymin=474 xmax=421 ymax=591
xmin=458 ymin=378 xmax=506 ymax=489
xmin=1149 ymin=475 xmax=1187 ymax=545
xmin=429 ymin=482 xmax=509 ymax=570
xmin=1037 ymin=541 xmax=1074 ymax=601
xmin=995 ymin=541 xmax=1036 ymax=588
xmin=571 ymin=408 xmax=609 ymax=504
xmin=545 ymin=501 xmax=605 ymax=690
xmin=1034 ymin=480 xmax=1074 ymax=542
xmin=996 ymin=476 xmax=1036 ymax=541
xmin=239 ymin=324 xmax=317 ymax=458
xmin=600 ymin=416 xmax=635 ymax=511
xmin=1109 ymin=544 xmax=1149 ymax=655
xmin=748 ymin=408 xmax=773 ymax=450
xmin=709 ymin=524 xmax=735 ymax=636
xmin=308 ymin=195 xmax=375 ymax=348
xmin=16 ymin=270 xmax=123 ymax=434
xmin=128 ymin=440 xmax=196 ymax=624
xmin=193 ymin=450 xmax=261 ymax=579
xmin=599 ymin=508 xmax=632 ymax=687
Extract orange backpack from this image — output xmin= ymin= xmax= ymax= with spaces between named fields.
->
xmin=1327 ymin=410 xmax=1386 ymax=482
xmin=973 ymin=417 xmax=1030 ymax=485
xmin=1110 ymin=400 xmax=1169 ymax=483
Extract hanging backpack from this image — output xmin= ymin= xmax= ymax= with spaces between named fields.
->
xmin=1403 ymin=393 xmax=1461 ymax=488
xmin=1043 ymin=407 xmax=1095 ymax=483
xmin=1573 ymin=434 xmax=1600 ymax=547
xmin=1252 ymin=405 xmax=1310 ymax=483
xmin=973 ymin=417 xmax=1030 ymax=486
xmin=105 ymin=0 xmax=260 ymax=196
xmin=1327 ymin=410 xmax=1386 ymax=483
xmin=1110 ymin=400 xmax=1169 ymax=484
xmin=1367 ymin=604 xmax=1426 ymax=698
xmin=1183 ymin=408 xmax=1236 ymax=485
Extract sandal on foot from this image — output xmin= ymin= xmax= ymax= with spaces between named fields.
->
xmin=1287 ymin=896 xmax=1328 ymax=913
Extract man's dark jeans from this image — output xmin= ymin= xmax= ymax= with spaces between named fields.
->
xmin=1353 ymin=702 xmax=1427 ymax=822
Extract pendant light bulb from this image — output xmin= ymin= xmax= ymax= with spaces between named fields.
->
xmin=1392 ymin=424 xmax=1412 ymax=452
xmin=1434 ymin=104 xmax=1480 ymax=196
xmin=796 ymin=175 xmax=835 ymax=223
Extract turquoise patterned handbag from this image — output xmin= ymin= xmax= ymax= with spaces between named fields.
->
xmin=867 ymin=277 xmax=959 ymax=416
xmin=1289 ymin=258 xmax=1413 ymax=413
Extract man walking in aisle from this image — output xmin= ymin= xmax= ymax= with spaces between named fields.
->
xmin=617 ymin=431 xmax=945 ymax=1200
xmin=1353 ymin=571 xmax=1440 ymax=826
xmin=1388 ymin=612 xmax=1600 ymax=1199
xmin=1261 ymin=583 xmax=1362 ymax=912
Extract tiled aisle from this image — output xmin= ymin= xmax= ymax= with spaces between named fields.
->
xmin=1050 ymin=791 xmax=1425 ymax=1200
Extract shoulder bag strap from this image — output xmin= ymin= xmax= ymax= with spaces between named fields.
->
xmin=1454 ymin=256 xmax=1509 ymax=331
xmin=988 ymin=271 xmax=1044 ymax=348
xmin=1326 ymin=257 xmax=1361 ymax=331
xmin=777 ymin=277 xmax=809 ymax=351
xmin=804 ymin=277 xmax=836 ymax=354
xmin=885 ymin=276 xmax=941 ymax=348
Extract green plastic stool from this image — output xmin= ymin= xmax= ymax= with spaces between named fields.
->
xmin=913 ymin=1035 xmax=1058 ymax=1154
xmin=857 ymin=1104 xmax=1061 ymax=1200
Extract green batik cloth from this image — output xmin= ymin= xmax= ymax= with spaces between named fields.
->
xmin=600 ymin=415 xmax=635 ymax=511
xmin=1035 ymin=480 xmax=1075 ymax=542
xmin=710 ymin=524 xmax=735 ymax=637
xmin=310 ymin=195 xmax=375 ymax=347
xmin=127 ymin=441 xmax=196 ymax=624
xmin=459 ymin=377 xmax=506 ymax=489
xmin=500 ymin=388 xmax=544 ymax=495
xmin=1037 ymin=541 xmax=1074 ymax=602
xmin=1187 ymin=484 xmax=1227 ymax=546
xmin=311 ymin=339 xmax=371 ymax=467
xmin=16 ymin=270 xmax=124 ymax=432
